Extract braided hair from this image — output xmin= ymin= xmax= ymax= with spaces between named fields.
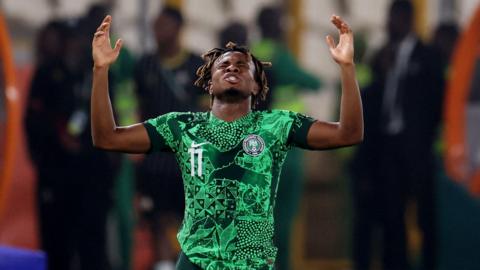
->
xmin=194 ymin=42 xmax=271 ymax=108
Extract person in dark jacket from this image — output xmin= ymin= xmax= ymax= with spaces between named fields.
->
xmin=25 ymin=19 xmax=116 ymax=270
xmin=350 ymin=1 xmax=444 ymax=270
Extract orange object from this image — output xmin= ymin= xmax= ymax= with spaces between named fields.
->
xmin=444 ymin=6 xmax=480 ymax=196
xmin=0 ymin=11 xmax=20 ymax=218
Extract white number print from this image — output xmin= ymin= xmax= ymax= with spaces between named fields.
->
xmin=188 ymin=141 xmax=209 ymax=177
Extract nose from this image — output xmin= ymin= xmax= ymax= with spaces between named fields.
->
xmin=226 ymin=64 xmax=239 ymax=73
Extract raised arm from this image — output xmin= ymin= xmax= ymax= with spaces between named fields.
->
xmin=306 ymin=15 xmax=363 ymax=149
xmin=91 ymin=15 xmax=151 ymax=153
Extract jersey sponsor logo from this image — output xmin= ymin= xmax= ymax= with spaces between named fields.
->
xmin=190 ymin=141 xmax=210 ymax=148
xmin=242 ymin=134 xmax=265 ymax=156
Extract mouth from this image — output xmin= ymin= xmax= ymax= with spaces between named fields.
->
xmin=223 ymin=73 xmax=240 ymax=84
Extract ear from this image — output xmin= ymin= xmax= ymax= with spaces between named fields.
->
xmin=252 ymin=82 xmax=260 ymax=96
xmin=207 ymin=81 xmax=213 ymax=94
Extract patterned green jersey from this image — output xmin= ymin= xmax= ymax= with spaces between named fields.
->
xmin=144 ymin=110 xmax=315 ymax=270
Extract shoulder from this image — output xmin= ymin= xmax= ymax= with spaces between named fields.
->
xmin=150 ymin=111 xmax=207 ymax=122
xmin=255 ymin=110 xmax=300 ymax=126
xmin=410 ymin=40 xmax=442 ymax=71
xmin=251 ymin=39 xmax=279 ymax=59
xmin=174 ymin=111 xmax=209 ymax=123
xmin=146 ymin=112 xmax=208 ymax=135
xmin=263 ymin=110 xmax=316 ymax=127
xmin=146 ymin=111 xmax=182 ymax=124
xmin=185 ymin=51 xmax=203 ymax=68
xmin=411 ymin=38 xmax=435 ymax=58
xmin=260 ymin=109 xmax=297 ymax=118
xmin=186 ymin=51 xmax=202 ymax=61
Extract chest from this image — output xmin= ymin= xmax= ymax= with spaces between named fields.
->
xmin=175 ymin=123 xmax=288 ymax=180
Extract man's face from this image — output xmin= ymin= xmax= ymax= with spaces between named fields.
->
xmin=209 ymin=51 xmax=260 ymax=101
xmin=387 ymin=9 xmax=411 ymax=42
xmin=154 ymin=14 xmax=180 ymax=46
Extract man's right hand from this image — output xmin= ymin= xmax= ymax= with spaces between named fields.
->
xmin=92 ymin=15 xmax=123 ymax=68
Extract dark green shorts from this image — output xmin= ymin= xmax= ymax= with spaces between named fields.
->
xmin=176 ymin=252 xmax=276 ymax=270
xmin=176 ymin=252 xmax=202 ymax=270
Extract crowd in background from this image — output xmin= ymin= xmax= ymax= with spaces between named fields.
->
xmin=3 ymin=0 xmax=474 ymax=269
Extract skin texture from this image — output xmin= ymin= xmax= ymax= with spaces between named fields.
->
xmin=90 ymin=14 xmax=363 ymax=153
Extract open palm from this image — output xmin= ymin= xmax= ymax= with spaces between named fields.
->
xmin=326 ymin=15 xmax=354 ymax=66
xmin=92 ymin=15 xmax=122 ymax=68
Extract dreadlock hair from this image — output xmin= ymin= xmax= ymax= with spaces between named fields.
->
xmin=194 ymin=42 xmax=271 ymax=109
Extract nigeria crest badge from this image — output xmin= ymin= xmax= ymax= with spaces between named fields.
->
xmin=242 ymin=134 xmax=265 ymax=156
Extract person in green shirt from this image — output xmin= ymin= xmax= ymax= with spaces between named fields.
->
xmin=91 ymin=14 xmax=363 ymax=270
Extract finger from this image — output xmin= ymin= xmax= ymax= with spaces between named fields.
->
xmin=331 ymin=15 xmax=351 ymax=32
xmin=97 ymin=22 xmax=109 ymax=32
xmin=331 ymin=15 xmax=352 ymax=35
xmin=97 ymin=15 xmax=111 ymax=30
xmin=94 ymin=31 xmax=105 ymax=38
xmin=97 ymin=15 xmax=112 ymax=33
xmin=104 ymin=20 xmax=112 ymax=35
xmin=113 ymin=39 xmax=123 ymax=54
xmin=341 ymin=22 xmax=352 ymax=34
xmin=331 ymin=15 xmax=343 ymax=29
xmin=103 ymin=15 xmax=112 ymax=24
xmin=332 ymin=14 xmax=345 ymax=24
xmin=325 ymin=35 xmax=336 ymax=50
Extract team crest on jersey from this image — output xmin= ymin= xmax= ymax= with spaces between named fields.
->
xmin=242 ymin=134 xmax=265 ymax=156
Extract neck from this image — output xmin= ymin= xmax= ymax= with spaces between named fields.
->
xmin=390 ymin=31 xmax=412 ymax=44
xmin=211 ymin=98 xmax=252 ymax=122
xmin=263 ymin=32 xmax=283 ymax=42
xmin=158 ymin=41 xmax=180 ymax=59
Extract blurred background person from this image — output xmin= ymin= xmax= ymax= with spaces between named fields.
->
xmin=218 ymin=21 xmax=249 ymax=48
xmin=133 ymin=5 xmax=203 ymax=270
xmin=2 ymin=1 xmax=480 ymax=270
xmin=430 ymin=21 xmax=459 ymax=168
xmin=81 ymin=4 xmax=139 ymax=270
xmin=349 ymin=1 xmax=444 ymax=270
xmin=431 ymin=22 xmax=459 ymax=76
xmin=251 ymin=5 xmax=323 ymax=270
xmin=25 ymin=17 xmax=117 ymax=270
xmin=251 ymin=5 xmax=323 ymax=111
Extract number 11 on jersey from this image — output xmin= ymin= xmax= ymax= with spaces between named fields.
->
xmin=188 ymin=147 xmax=203 ymax=177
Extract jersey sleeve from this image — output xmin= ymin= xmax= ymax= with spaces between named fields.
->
xmin=143 ymin=112 xmax=179 ymax=153
xmin=287 ymin=112 xmax=316 ymax=149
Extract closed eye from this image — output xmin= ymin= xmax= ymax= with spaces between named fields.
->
xmin=236 ymin=61 xmax=248 ymax=68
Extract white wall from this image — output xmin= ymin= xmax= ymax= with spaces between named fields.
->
xmin=3 ymin=0 xmax=479 ymax=117
xmin=3 ymin=0 xmax=479 ymax=57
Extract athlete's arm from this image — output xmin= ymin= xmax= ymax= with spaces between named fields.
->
xmin=91 ymin=15 xmax=151 ymax=153
xmin=306 ymin=15 xmax=363 ymax=149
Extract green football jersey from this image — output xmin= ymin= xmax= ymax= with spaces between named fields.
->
xmin=144 ymin=110 xmax=315 ymax=270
